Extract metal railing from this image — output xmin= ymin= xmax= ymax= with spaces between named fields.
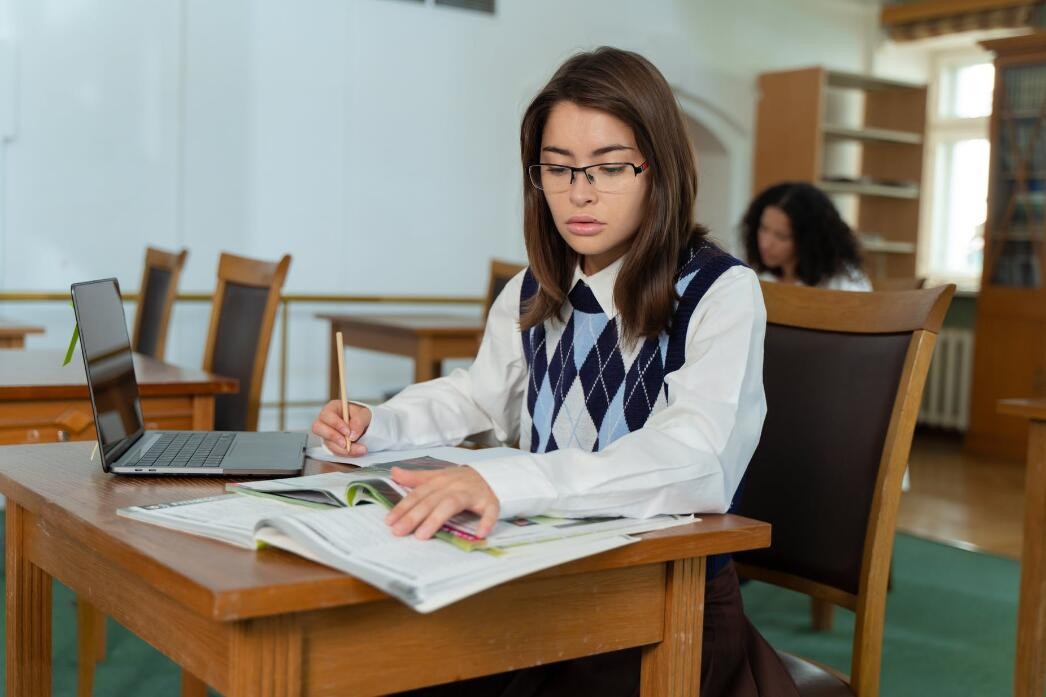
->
xmin=0 ymin=291 xmax=484 ymax=429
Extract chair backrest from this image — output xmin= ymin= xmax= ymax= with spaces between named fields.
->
xmin=202 ymin=252 xmax=291 ymax=431
xmin=870 ymin=276 xmax=926 ymax=291
xmin=485 ymin=260 xmax=526 ymax=318
xmin=131 ymin=247 xmax=188 ymax=360
xmin=733 ymin=282 xmax=954 ymax=697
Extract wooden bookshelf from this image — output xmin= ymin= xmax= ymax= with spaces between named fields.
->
xmin=821 ymin=124 xmax=924 ymax=145
xmin=968 ymin=32 xmax=1046 ymax=460
xmin=753 ymin=67 xmax=928 ymax=281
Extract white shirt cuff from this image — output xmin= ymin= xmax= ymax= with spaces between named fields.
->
xmin=355 ymin=403 xmax=400 ymax=452
xmin=468 ymin=456 xmax=558 ymax=519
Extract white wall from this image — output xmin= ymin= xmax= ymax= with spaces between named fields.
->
xmin=0 ymin=0 xmax=882 ymax=429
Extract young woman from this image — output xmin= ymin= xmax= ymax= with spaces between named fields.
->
xmin=742 ymin=181 xmax=872 ymax=291
xmin=313 ymin=47 xmax=798 ymax=697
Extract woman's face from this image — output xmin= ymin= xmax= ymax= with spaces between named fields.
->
xmin=538 ymin=101 xmax=650 ymax=275
xmin=756 ymin=205 xmax=797 ymax=272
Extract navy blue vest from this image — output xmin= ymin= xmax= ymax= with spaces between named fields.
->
xmin=519 ymin=242 xmax=744 ymax=579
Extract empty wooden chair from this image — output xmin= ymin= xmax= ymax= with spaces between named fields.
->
xmin=78 ymin=251 xmax=291 ymax=697
xmin=203 ymin=252 xmax=291 ymax=432
xmin=131 ymin=247 xmax=188 ymax=360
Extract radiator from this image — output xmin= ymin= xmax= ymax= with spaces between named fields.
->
xmin=918 ymin=328 xmax=974 ymax=431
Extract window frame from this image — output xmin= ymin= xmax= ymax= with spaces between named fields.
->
xmin=919 ymin=48 xmax=994 ymax=291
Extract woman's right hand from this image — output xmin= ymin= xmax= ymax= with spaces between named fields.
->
xmin=312 ymin=400 xmax=372 ymax=457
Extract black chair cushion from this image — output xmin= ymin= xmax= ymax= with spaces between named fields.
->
xmin=135 ymin=267 xmax=172 ymax=357
xmin=211 ymin=281 xmax=269 ymax=431
xmin=734 ymin=325 xmax=910 ymax=595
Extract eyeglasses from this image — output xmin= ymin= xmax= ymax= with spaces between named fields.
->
xmin=528 ymin=161 xmax=650 ymax=194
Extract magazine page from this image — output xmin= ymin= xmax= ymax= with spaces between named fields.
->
xmin=118 ymin=493 xmax=300 ymax=549
xmin=227 ymin=456 xmax=453 ymax=507
xmin=304 ymin=445 xmax=523 ymax=467
xmin=483 ymin=513 xmax=698 ymax=547
xmin=254 ymin=505 xmax=637 ymax=613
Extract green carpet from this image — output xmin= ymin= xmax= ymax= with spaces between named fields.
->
xmin=742 ymin=534 xmax=1020 ymax=696
xmin=0 ymin=532 xmax=1020 ymax=696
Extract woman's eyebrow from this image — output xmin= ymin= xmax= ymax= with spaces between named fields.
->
xmin=540 ymin=144 xmax=635 ymax=158
xmin=591 ymin=144 xmax=634 ymax=157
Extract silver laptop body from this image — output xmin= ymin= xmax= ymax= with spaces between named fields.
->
xmin=71 ymin=278 xmax=305 ymax=476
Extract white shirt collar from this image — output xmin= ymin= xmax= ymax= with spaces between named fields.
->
xmin=570 ymin=256 xmax=624 ymax=319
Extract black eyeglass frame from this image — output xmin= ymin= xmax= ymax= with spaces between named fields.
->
xmin=527 ymin=160 xmax=650 ymax=191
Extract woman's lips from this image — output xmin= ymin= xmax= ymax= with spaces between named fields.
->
xmin=566 ymin=216 xmax=606 ymax=235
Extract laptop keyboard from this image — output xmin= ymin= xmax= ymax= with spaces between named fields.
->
xmin=137 ymin=433 xmax=235 ymax=469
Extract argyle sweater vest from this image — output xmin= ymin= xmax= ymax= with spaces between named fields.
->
xmin=519 ymin=242 xmax=743 ymax=578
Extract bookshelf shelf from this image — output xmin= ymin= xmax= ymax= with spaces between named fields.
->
xmin=821 ymin=124 xmax=923 ymax=145
xmin=819 ymin=180 xmax=920 ymax=199
xmin=754 ymin=67 xmax=927 ymax=281
xmin=825 ymin=70 xmax=924 ymax=92
xmin=860 ymin=238 xmax=917 ymax=254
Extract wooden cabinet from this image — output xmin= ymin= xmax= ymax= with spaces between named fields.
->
xmin=753 ymin=67 xmax=927 ymax=281
xmin=968 ymin=33 xmax=1046 ymax=460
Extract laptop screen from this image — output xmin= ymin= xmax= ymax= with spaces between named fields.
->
xmin=70 ymin=279 xmax=145 ymax=467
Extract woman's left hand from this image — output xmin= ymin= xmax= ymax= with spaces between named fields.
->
xmin=386 ymin=466 xmax=500 ymax=540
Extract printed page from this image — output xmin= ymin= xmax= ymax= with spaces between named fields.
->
xmin=229 ymin=456 xmax=455 ymax=501
xmin=255 ymin=504 xmax=640 ymax=614
xmin=118 ymin=493 xmax=299 ymax=549
xmin=304 ymin=445 xmax=523 ymax=467
xmin=483 ymin=513 xmax=698 ymax=547
xmin=411 ymin=534 xmax=637 ymax=613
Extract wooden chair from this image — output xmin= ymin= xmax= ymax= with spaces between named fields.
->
xmin=130 ymin=246 xmax=188 ymax=360
xmin=485 ymin=259 xmax=526 ymax=318
xmin=870 ymin=276 xmax=926 ymax=291
xmin=733 ymin=282 xmax=954 ymax=697
xmin=203 ymin=252 xmax=292 ymax=432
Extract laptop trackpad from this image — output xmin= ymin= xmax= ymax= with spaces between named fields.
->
xmin=223 ymin=433 xmax=305 ymax=473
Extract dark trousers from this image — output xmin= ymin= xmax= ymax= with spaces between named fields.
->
xmin=395 ymin=561 xmax=800 ymax=697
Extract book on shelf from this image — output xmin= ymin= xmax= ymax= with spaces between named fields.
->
xmin=118 ymin=450 xmax=695 ymax=613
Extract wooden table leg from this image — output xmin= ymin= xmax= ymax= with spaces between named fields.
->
xmin=1015 ymin=422 xmax=1046 ymax=697
xmin=77 ymin=598 xmax=105 ymax=697
xmin=191 ymin=395 xmax=216 ymax=431
xmin=640 ymin=557 xmax=706 ymax=697
xmin=7 ymin=502 xmax=52 ymax=697
xmin=181 ymin=671 xmax=208 ymax=697
xmin=228 ymin=615 xmax=303 ymax=697
xmin=414 ymin=338 xmax=440 ymax=384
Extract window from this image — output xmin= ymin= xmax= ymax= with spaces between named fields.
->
xmin=922 ymin=52 xmax=994 ymax=288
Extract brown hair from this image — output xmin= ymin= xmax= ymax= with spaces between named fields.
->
xmin=519 ymin=46 xmax=706 ymax=344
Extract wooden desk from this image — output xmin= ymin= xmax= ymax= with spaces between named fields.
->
xmin=317 ymin=313 xmax=484 ymax=397
xmin=998 ymin=398 xmax=1046 ymax=697
xmin=0 ymin=349 xmax=238 ymax=445
xmin=1 ymin=442 xmax=770 ymax=697
xmin=0 ymin=317 xmax=44 ymax=348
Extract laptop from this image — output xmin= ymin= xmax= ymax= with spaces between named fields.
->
xmin=71 ymin=278 xmax=306 ymax=476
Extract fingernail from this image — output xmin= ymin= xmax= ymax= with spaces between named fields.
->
xmin=348 ymin=430 xmax=359 ymax=441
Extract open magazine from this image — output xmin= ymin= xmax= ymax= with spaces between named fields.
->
xmin=230 ymin=458 xmax=694 ymax=551
xmin=118 ymin=453 xmax=696 ymax=612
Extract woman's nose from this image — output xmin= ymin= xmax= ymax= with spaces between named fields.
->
xmin=569 ymin=172 xmax=597 ymax=206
